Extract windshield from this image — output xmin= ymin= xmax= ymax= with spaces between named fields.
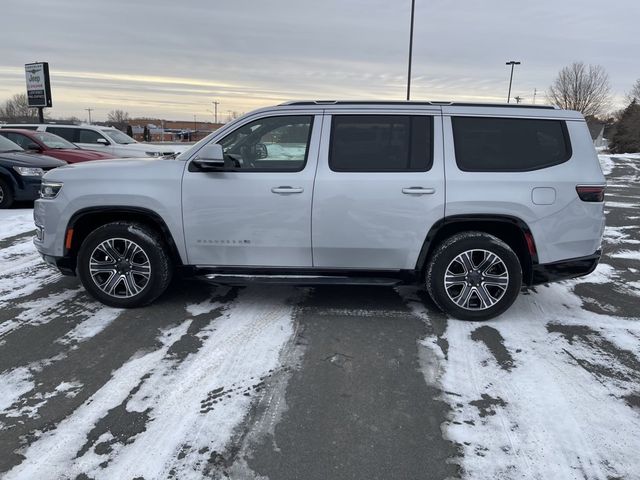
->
xmin=103 ymin=129 xmax=137 ymax=144
xmin=0 ymin=135 xmax=24 ymax=153
xmin=34 ymin=132 xmax=78 ymax=149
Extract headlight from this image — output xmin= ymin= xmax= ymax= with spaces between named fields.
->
xmin=13 ymin=166 xmax=44 ymax=176
xmin=40 ymin=181 xmax=63 ymax=199
xmin=145 ymin=151 xmax=163 ymax=157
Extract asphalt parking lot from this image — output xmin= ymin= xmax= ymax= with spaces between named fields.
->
xmin=1 ymin=154 xmax=639 ymax=480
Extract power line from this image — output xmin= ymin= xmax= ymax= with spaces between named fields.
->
xmin=212 ymin=101 xmax=220 ymax=123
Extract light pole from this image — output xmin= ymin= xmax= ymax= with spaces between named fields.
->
xmin=85 ymin=108 xmax=93 ymax=124
xmin=406 ymin=0 xmax=416 ymax=101
xmin=505 ymin=60 xmax=521 ymax=103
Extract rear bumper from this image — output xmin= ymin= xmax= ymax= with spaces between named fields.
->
xmin=531 ymin=250 xmax=601 ymax=285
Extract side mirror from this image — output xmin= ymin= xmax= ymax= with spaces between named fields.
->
xmin=254 ymin=143 xmax=268 ymax=159
xmin=96 ymin=138 xmax=109 ymax=145
xmin=192 ymin=144 xmax=225 ymax=169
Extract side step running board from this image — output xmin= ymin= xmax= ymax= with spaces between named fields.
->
xmin=201 ymin=274 xmax=403 ymax=287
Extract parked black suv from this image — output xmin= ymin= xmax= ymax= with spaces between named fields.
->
xmin=0 ymin=135 xmax=65 ymax=208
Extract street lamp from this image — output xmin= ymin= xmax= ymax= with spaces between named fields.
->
xmin=406 ymin=0 xmax=416 ymax=101
xmin=505 ymin=60 xmax=521 ymax=103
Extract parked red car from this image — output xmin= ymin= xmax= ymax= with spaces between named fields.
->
xmin=0 ymin=129 xmax=115 ymax=163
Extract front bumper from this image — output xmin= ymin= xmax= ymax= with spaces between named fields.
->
xmin=39 ymin=253 xmax=76 ymax=276
xmin=531 ymin=250 xmax=601 ymax=285
xmin=13 ymin=177 xmax=42 ymax=201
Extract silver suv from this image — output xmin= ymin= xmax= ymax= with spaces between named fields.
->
xmin=33 ymin=101 xmax=606 ymax=320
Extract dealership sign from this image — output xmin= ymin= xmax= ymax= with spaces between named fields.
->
xmin=24 ymin=62 xmax=52 ymax=108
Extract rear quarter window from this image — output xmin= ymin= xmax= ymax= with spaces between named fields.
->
xmin=452 ymin=116 xmax=572 ymax=172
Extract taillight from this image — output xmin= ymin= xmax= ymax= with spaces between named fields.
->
xmin=576 ymin=185 xmax=605 ymax=202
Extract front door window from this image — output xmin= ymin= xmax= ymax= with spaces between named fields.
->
xmin=218 ymin=115 xmax=313 ymax=171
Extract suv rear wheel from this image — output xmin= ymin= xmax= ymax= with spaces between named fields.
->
xmin=426 ymin=231 xmax=522 ymax=321
xmin=77 ymin=222 xmax=172 ymax=308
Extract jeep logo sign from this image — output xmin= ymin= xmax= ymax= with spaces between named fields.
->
xmin=25 ymin=62 xmax=52 ymax=108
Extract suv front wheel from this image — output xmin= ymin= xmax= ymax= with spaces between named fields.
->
xmin=426 ymin=231 xmax=522 ymax=321
xmin=77 ymin=222 xmax=172 ymax=308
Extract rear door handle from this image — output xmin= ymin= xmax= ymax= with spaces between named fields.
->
xmin=271 ymin=186 xmax=304 ymax=194
xmin=402 ymin=187 xmax=435 ymax=195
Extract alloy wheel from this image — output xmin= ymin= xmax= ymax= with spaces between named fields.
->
xmin=89 ymin=237 xmax=151 ymax=298
xmin=443 ymin=249 xmax=509 ymax=310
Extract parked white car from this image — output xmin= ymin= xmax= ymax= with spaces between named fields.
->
xmin=0 ymin=124 xmax=175 ymax=158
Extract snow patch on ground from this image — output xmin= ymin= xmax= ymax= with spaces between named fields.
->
xmin=0 ymin=367 xmax=35 ymax=413
xmin=0 ymin=209 xmax=34 ymax=240
xmin=2 ymin=321 xmax=192 ymax=480
xmin=405 ymin=282 xmax=640 ymax=480
xmin=4 ymin=286 xmax=300 ymax=480
xmin=598 ymin=154 xmax=614 ymax=176
xmin=610 ymin=249 xmax=640 ymax=261
xmin=58 ymin=307 xmax=123 ymax=345
xmin=0 ymin=287 xmax=83 ymax=337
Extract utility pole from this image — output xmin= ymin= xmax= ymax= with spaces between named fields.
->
xmin=532 ymin=88 xmax=537 ymax=104
xmin=514 ymin=96 xmax=523 ymax=104
xmin=85 ymin=108 xmax=93 ymax=124
xmin=227 ymin=110 xmax=232 ymax=123
xmin=505 ymin=60 xmax=521 ymax=103
xmin=406 ymin=0 xmax=416 ymax=101
xmin=212 ymin=100 xmax=219 ymax=124
xmin=193 ymin=114 xmax=197 ymax=137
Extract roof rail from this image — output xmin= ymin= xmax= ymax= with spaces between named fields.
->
xmin=278 ymin=100 xmax=556 ymax=110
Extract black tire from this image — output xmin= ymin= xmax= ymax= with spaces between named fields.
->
xmin=0 ymin=177 xmax=14 ymax=209
xmin=77 ymin=222 xmax=173 ymax=308
xmin=426 ymin=231 xmax=522 ymax=321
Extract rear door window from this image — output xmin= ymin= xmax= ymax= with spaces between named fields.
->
xmin=329 ymin=115 xmax=433 ymax=172
xmin=451 ymin=117 xmax=572 ymax=172
xmin=46 ymin=127 xmax=78 ymax=143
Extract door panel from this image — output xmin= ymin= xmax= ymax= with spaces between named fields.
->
xmin=182 ymin=114 xmax=322 ymax=267
xmin=312 ymin=112 xmax=445 ymax=270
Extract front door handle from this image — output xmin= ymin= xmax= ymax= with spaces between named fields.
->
xmin=402 ymin=187 xmax=435 ymax=195
xmin=271 ymin=186 xmax=304 ymax=194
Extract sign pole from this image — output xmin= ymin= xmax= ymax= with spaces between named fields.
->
xmin=38 ymin=107 xmax=44 ymax=123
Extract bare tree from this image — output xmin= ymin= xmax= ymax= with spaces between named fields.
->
xmin=0 ymin=93 xmax=38 ymax=121
xmin=626 ymin=78 xmax=640 ymax=103
xmin=547 ymin=62 xmax=611 ymax=117
xmin=107 ymin=109 xmax=130 ymax=129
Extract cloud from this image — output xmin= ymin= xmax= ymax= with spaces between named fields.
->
xmin=1 ymin=0 xmax=637 ymax=120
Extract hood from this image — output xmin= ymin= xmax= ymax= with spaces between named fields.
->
xmin=0 ymin=150 xmax=66 ymax=168
xmin=45 ymin=148 xmax=114 ymax=162
xmin=43 ymin=157 xmax=185 ymax=182
xmin=113 ymin=143 xmax=176 ymax=155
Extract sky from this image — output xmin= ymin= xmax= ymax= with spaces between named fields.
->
xmin=1 ymin=0 xmax=638 ymax=122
